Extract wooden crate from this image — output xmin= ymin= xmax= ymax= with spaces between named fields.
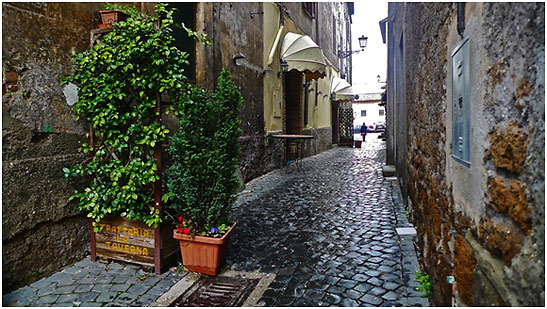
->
xmin=339 ymin=137 xmax=354 ymax=147
xmin=91 ymin=216 xmax=179 ymax=273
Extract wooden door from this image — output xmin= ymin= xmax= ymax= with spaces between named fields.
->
xmin=331 ymin=101 xmax=339 ymax=144
xmin=284 ymin=71 xmax=303 ymax=134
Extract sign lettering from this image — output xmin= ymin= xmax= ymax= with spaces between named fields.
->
xmin=105 ymin=241 xmax=149 ymax=256
xmin=97 ymin=223 xmax=153 ymax=257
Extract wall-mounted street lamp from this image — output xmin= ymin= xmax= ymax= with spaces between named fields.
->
xmin=338 ymin=35 xmax=368 ymax=58
xmin=280 ymin=60 xmax=289 ymax=72
xmin=278 ymin=60 xmax=290 ymax=77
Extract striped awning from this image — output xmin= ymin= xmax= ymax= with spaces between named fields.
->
xmin=280 ymin=32 xmax=327 ymax=80
xmin=331 ymin=77 xmax=355 ymax=102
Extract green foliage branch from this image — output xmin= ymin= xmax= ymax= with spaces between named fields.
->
xmin=166 ymin=69 xmax=243 ymax=235
xmin=415 ymin=270 xmax=432 ymax=297
xmin=63 ymin=3 xmax=201 ymax=230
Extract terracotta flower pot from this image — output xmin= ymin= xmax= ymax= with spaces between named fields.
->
xmin=173 ymin=222 xmax=237 ymax=276
xmin=354 ymin=140 xmax=362 ymax=148
xmin=98 ymin=10 xmax=128 ymax=27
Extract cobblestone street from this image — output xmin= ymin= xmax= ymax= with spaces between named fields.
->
xmin=228 ymin=136 xmax=428 ymax=306
xmin=2 ymin=258 xmax=188 ymax=307
xmin=3 ymin=136 xmax=428 ymax=307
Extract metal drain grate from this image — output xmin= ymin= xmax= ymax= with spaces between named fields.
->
xmin=173 ymin=276 xmax=260 ymax=307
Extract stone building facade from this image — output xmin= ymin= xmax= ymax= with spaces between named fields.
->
xmin=2 ymin=2 xmax=355 ymax=291
xmin=385 ymin=2 xmax=544 ymax=306
xmin=196 ymin=2 xmax=354 ymax=180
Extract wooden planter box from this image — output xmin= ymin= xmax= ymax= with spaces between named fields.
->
xmin=85 ymin=28 xmax=175 ymax=274
xmin=339 ymin=138 xmax=354 ymax=147
xmin=91 ymin=216 xmax=179 ymax=273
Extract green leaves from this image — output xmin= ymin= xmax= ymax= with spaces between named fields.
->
xmin=166 ymin=69 xmax=242 ymax=234
xmin=63 ymin=3 xmax=195 ymax=227
xmin=415 ymin=270 xmax=431 ymax=297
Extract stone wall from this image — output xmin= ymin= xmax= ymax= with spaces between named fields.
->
xmin=302 ymin=127 xmax=333 ymax=158
xmin=2 ymin=2 xmax=105 ymax=292
xmin=388 ymin=2 xmax=544 ymax=306
xmin=197 ymin=2 xmax=268 ymax=182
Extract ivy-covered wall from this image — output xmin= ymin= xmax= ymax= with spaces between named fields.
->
xmin=1 ymin=2 xmax=155 ymax=292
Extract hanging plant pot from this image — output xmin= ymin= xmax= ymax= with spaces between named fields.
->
xmin=173 ymin=222 xmax=237 ymax=276
xmin=98 ymin=10 xmax=128 ymax=28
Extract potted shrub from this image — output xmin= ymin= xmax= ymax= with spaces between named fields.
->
xmin=166 ymin=69 xmax=243 ymax=276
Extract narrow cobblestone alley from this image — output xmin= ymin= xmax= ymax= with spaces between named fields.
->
xmin=226 ymin=136 xmax=428 ymax=306
xmin=2 ymin=136 xmax=428 ymax=307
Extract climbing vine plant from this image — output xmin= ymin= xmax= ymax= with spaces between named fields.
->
xmin=63 ymin=4 xmax=203 ymax=230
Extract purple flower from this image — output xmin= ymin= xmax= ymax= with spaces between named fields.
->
xmin=210 ymin=227 xmax=219 ymax=234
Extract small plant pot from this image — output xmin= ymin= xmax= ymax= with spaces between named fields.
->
xmin=98 ymin=10 xmax=128 ymax=27
xmin=354 ymin=140 xmax=362 ymax=148
xmin=173 ymin=222 xmax=237 ymax=276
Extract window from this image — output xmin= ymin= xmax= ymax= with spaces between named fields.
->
xmin=379 ymin=109 xmax=385 ymax=116
xmin=169 ymin=2 xmax=196 ymax=82
xmin=361 ymin=110 xmax=366 ymax=117
xmin=302 ymin=3 xmax=317 ymax=18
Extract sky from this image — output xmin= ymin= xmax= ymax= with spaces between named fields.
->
xmin=351 ymin=1 xmax=388 ymax=94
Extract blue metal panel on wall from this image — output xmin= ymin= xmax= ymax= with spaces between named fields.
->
xmin=451 ymin=36 xmax=471 ymax=167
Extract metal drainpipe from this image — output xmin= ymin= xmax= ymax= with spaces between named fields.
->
xmin=457 ymin=3 xmax=465 ymax=38
xmin=267 ymin=4 xmax=285 ymax=66
xmin=315 ymin=3 xmax=319 ymax=125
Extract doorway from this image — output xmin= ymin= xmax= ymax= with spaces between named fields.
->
xmin=284 ymin=70 xmax=303 ymax=134
xmin=331 ymin=101 xmax=339 ymax=144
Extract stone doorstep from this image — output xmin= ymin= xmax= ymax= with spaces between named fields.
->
xmin=151 ymin=270 xmax=275 ymax=307
xmin=396 ymin=227 xmax=417 ymax=236
xmin=382 ymin=165 xmax=396 ymax=177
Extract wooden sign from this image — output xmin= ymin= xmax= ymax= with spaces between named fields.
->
xmin=93 ymin=216 xmax=178 ymax=270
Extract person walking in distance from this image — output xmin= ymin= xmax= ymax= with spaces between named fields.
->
xmin=360 ymin=122 xmax=367 ymax=142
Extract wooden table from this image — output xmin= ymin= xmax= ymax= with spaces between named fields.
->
xmin=270 ymin=134 xmax=314 ymax=170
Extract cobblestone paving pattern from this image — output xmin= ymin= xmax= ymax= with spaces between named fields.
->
xmin=228 ymin=137 xmax=429 ymax=306
xmin=2 ymin=259 xmax=188 ymax=307
xmin=2 ymin=136 xmax=428 ymax=307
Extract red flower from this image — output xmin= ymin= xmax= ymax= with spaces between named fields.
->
xmin=183 ymin=228 xmax=190 ymax=234
xmin=177 ymin=227 xmax=183 ymax=233
xmin=178 ymin=216 xmax=183 ymax=223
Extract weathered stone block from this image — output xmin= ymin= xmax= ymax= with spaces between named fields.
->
xmin=382 ymin=165 xmax=396 ymax=177
xmin=2 ymin=154 xmax=86 ymax=242
xmin=487 ymin=176 xmax=531 ymax=233
xmin=454 ymin=235 xmax=476 ymax=306
xmin=478 ymin=218 xmax=523 ymax=265
xmin=472 ymin=268 xmax=506 ymax=306
xmin=2 ymin=215 xmax=89 ymax=293
xmin=487 ymin=121 xmax=528 ymax=174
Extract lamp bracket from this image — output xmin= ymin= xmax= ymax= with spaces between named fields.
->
xmin=250 ymin=11 xmax=264 ymax=18
xmin=338 ymin=49 xmax=361 ymax=58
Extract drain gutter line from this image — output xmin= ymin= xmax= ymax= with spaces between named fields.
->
xmin=151 ymin=276 xmax=197 ymax=307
